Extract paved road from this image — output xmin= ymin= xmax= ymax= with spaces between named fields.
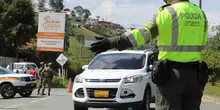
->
xmin=0 ymin=89 xmax=219 ymax=110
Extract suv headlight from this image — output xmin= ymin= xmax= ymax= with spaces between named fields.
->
xmin=19 ymin=77 xmax=26 ymax=81
xmin=124 ymin=75 xmax=143 ymax=83
xmin=74 ymin=75 xmax=83 ymax=83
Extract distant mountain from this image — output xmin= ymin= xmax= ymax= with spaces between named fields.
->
xmin=129 ymin=24 xmax=142 ymax=28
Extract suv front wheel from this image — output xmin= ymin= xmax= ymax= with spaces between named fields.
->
xmin=1 ymin=83 xmax=16 ymax=99
xmin=138 ymin=88 xmax=151 ymax=110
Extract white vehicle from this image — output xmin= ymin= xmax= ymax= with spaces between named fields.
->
xmin=7 ymin=62 xmax=38 ymax=74
xmin=0 ymin=67 xmax=37 ymax=99
xmin=72 ymin=50 xmax=157 ymax=110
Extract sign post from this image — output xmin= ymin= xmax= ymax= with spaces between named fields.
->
xmin=56 ymin=53 xmax=68 ymax=81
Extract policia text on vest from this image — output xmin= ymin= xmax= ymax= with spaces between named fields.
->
xmin=89 ymin=1 xmax=209 ymax=110
xmin=181 ymin=12 xmax=202 ymax=27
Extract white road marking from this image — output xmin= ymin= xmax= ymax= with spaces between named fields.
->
xmin=2 ymin=92 xmax=65 ymax=109
xmin=4 ymin=103 xmax=23 ymax=109
xmin=30 ymin=96 xmax=54 ymax=103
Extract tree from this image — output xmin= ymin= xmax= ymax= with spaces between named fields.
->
xmin=0 ymin=0 xmax=36 ymax=57
xmin=38 ymin=0 xmax=46 ymax=11
xmin=48 ymin=0 xmax=64 ymax=12
xmin=73 ymin=6 xmax=91 ymax=22
xmin=74 ymin=6 xmax=84 ymax=17
xmin=71 ymin=10 xmax=76 ymax=17
xmin=201 ymin=24 xmax=220 ymax=86
xmin=83 ymin=9 xmax=91 ymax=21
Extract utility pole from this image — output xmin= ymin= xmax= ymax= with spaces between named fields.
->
xmin=199 ymin=0 xmax=202 ymax=9
xmin=80 ymin=36 xmax=82 ymax=63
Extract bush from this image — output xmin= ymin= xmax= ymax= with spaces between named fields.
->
xmin=51 ymin=76 xmax=69 ymax=88
xmin=37 ymin=76 xmax=69 ymax=88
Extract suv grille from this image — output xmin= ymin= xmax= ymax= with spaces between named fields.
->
xmin=85 ymin=79 xmax=121 ymax=83
xmin=24 ymin=77 xmax=31 ymax=82
xmin=86 ymin=88 xmax=118 ymax=98
xmin=24 ymin=77 xmax=35 ymax=82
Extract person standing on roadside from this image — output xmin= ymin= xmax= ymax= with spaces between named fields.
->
xmin=89 ymin=0 xmax=209 ymax=109
xmin=37 ymin=62 xmax=45 ymax=95
xmin=41 ymin=63 xmax=55 ymax=96
xmin=30 ymin=68 xmax=37 ymax=79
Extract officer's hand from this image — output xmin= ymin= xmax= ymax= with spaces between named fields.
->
xmin=89 ymin=36 xmax=111 ymax=54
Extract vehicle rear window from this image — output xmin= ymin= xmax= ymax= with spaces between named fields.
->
xmin=88 ymin=53 xmax=146 ymax=70
xmin=27 ymin=64 xmax=36 ymax=69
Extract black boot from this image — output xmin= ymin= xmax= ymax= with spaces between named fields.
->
xmin=41 ymin=93 xmax=46 ymax=95
xmin=48 ymin=89 xmax=51 ymax=96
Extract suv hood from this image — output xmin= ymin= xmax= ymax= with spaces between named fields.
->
xmin=0 ymin=74 xmax=33 ymax=78
xmin=80 ymin=69 xmax=143 ymax=79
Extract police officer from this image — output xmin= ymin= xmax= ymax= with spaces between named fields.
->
xmin=41 ymin=62 xmax=55 ymax=96
xmin=90 ymin=0 xmax=208 ymax=110
xmin=37 ymin=62 xmax=45 ymax=95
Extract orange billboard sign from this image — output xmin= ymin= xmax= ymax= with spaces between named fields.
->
xmin=37 ymin=12 xmax=66 ymax=52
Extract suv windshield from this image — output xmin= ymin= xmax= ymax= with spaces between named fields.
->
xmin=88 ymin=53 xmax=146 ymax=70
xmin=13 ymin=64 xmax=25 ymax=69
xmin=0 ymin=67 xmax=14 ymax=74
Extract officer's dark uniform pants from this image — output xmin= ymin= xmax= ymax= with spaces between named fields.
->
xmin=37 ymin=78 xmax=43 ymax=94
xmin=155 ymin=66 xmax=203 ymax=110
xmin=41 ymin=78 xmax=52 ymax=95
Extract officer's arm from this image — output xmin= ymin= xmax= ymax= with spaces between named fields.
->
xmin=108 ymin=18 xmax=159 ymax=50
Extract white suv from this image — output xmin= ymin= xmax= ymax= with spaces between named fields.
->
xmin=0 ymin=67 xmax=37 ymax=99
xmin=72 ymin=50 xmax=157 ymax=110
xmin=7 ymin=62 xmax=38 ymax=74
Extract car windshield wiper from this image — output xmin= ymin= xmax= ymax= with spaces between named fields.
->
xmin=101 ymin=67 xmax=122 ymax=69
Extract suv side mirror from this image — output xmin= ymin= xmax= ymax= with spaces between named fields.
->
xmin=82 ymin=65 xmax=89 ymax=70
xmin=147 ymin=65 xmax=153 ymax=72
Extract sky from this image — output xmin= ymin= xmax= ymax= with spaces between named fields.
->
xmin=33 ymin=0 xmax=220 ymax=29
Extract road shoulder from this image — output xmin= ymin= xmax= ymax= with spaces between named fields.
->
xmin=202 ymin=95 xmax=220 ymax=104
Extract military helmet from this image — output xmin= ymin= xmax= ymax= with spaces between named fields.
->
xmin=47 ymin=62 xmax=53 ymax=66
xmin=40 ymin=62 xmax=44 ymax=65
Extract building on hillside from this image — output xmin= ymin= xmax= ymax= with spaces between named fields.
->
xmin=98 ymin=21 xmax=114 ymax=27
xmin=63 ymin=10 xmax=73 ymax=16
xmin=85 ymin=18 xmax=98 ymax=26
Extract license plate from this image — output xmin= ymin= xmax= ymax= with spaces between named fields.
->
xmin=94 ymin=90 xmax=109 ymax=98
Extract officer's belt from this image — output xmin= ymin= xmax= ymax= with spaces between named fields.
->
xmin=168 ymin=60 xmax=200 ymax=70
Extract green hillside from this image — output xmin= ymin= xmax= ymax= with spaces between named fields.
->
xmin=65 ymin=36 xmax=95 ymax=77
xmin=75 ymin=27 xmax=103 ymax=40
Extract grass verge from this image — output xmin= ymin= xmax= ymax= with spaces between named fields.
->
xmin=204 ymin=83 xmax=220 ymax=97
xmin=75 ymin=27 xmax=103 ymax=40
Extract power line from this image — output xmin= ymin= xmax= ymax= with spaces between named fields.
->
xmin=199 ymin=0 xmax=202 ymax=9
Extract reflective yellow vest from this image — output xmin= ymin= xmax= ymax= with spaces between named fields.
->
xmin=127 ymin=2 xmax=208 ymax=62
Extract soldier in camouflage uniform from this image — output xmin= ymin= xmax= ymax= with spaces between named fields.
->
xmin=37 ymin=62 xmax=45 ymax=95
xmin=41 ymin=62 xmax=55 ymax=96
